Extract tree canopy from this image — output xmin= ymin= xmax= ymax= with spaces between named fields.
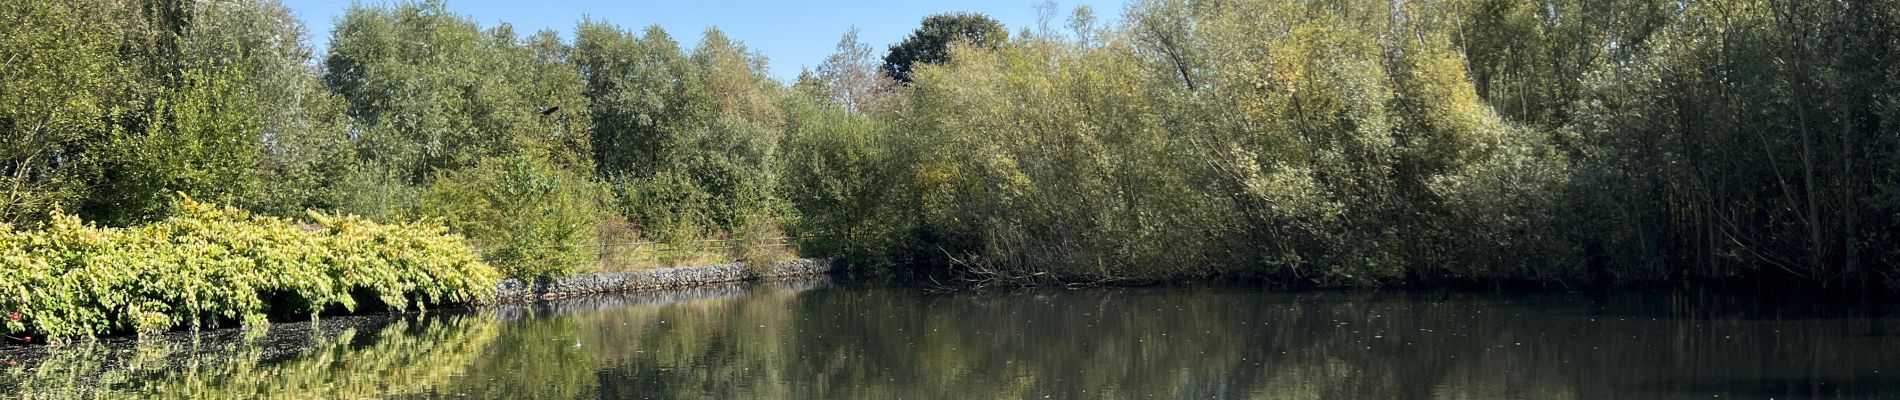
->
xmin=4 ymin=0 xmax=1898 ymax=290
xmin=880 ymin=13 xmax=1009 ymax=83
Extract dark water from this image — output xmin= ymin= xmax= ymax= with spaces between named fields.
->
xmin=4 ymin=279 xmax=1899 ymax=399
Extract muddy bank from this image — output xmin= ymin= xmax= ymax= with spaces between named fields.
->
xmin=487 ymin=258 xmax=835 ymax=303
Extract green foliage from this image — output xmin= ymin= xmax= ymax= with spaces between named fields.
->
xmin=182 ymin=0 xmax=356 ymax=217
xmin=810 ymin=0 xmax=1565 ymax=285
xmin=322 ymin=1 xmax=500 ymax=183
xmin=575 ymin=22 xmax=702 ymax=180
xmin=777 ymin=91 xmax=906 ymax=267
xmin=1 ymin=0 xmax=349 ymax=226
xmin=731 ymin=211 xmax=790 ymax=276
xmin=0 ymin=196 xmax=497 ymax=341
xmin=89 ymin=67 xmax=263 ymax=225
xmin=423 ymin=154 xmax=608 ymax=278
xmin=614 ymin=170 xmax=717 ymax=245
xmin=1551 ymin=0 xmax=1900 ymax=286
xmin=576 ymin=24 xmax=788 ymax=238
xmin=0 ymin=0 xmax=136 ymax=225
xmin=881 ymin=13 xmax=1009 ymax=83
xmin=891 ymin=30 xmax=1238 ymax=281
xmin=323 ymin=0 xmax=591 ymax=220
xmin=10 ymin=0 xmax=1900 ymax=293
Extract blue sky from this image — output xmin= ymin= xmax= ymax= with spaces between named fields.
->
xmin=280 ymin=0 xmax=1126 ymax=82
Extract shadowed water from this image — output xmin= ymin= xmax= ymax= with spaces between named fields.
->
xmin=3 ymin=279 xmax=1897 ymax=399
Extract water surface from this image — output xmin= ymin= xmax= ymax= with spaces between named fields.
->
xmin=3 ymin=279 xmax=1896 ymax=399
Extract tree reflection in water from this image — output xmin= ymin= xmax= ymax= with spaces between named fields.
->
xmin=5 ymin=279 xmax=1900 ymax=399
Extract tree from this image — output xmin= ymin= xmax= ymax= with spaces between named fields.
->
xmin=575 ymin=23 xmax=788 ymax=238
xmin=881 ymin=13 xmax=1008 ymax=83
xmin=812 ymin=28 xmax=899 ymax=113
xmin=0 ymin=0 xmax=135 ymax=225
xmin=575 ymin=22 xmax=702 ymax=180
xmin=3 ymin=0 xmax=348 ymax=225
xmin=89 ymin=67 xmax=263 ymax=225
xmin=323 ymin=0 xmax=588 ymax=220
xmin=185 ymin=0 xmax=354 ymax=217
xmin=88 ymin=0 xmax=349 ymax=223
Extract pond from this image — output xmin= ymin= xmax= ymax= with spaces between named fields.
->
xmin=3 ymin=277 xmax=1898 ymax=399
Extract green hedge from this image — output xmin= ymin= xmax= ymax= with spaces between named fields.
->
xmin=0 ymin=197 xmax=498 ymax=342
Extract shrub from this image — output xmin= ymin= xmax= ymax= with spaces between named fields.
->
xmin=612 ymin=170 xmax=717 ymax=253
xmin=422 ymin=154 xmax=609 ymax=278
xmin=0 ymin=196 xmax=498 ymax=342
xmin=731 ymin=211 xmax=790 ymax=276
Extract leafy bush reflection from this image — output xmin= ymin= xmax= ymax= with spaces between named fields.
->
xmin=10 ymin=285 xmax=1900 ymax=399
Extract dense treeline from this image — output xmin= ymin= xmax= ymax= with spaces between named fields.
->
xmin=3 ymin=0 xmax=1896 ymax=290
xmin=797 ymin=0 xmax=1900 ymax=289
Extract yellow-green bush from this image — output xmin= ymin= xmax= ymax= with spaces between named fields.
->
xmin=422 ymin=154 xmax=609 ymax=278
xmin=0 ymin=197 xmax=498 ymax=342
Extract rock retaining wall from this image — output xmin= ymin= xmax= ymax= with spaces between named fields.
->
xmin=486 ymin=275 xmax=834 ymax=319
xmin=487 ymin=258 xmax=834 ymax=303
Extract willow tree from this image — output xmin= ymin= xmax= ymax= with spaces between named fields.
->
xmin=323 ymin=1 xmax=588 ymax=219
xmin=575 ymin=23 xmax=788 ymax=240
xmin=1560 ymin=0 xmax=1900 ymax=287
xmin=2 ymin=0 xmax=346 ymax=226
xmin=779 ymin=31 xmax=909 ymax=266
xmin=0 ymin=0 xmax=135 ymax=225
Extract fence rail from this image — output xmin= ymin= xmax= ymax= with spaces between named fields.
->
xmin=472 ymin=236 xmax=820 ymax=271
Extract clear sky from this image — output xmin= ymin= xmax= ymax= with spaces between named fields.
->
xmin=279 ymin=0 xmax=1126 ymax=82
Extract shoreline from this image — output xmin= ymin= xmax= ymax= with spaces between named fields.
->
xmin=0 ymin=275 xmax=841 ymax=397
xmin=486 ymin=258 xmax=835 ymax=303
xmin=0 ymin=259 xmax=835 ymax=347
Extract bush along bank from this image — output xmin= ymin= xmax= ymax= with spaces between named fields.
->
xmin=0 ymin=198 xmax=499 ymax=343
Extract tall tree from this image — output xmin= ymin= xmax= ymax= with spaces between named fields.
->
xmin=88 ymin=0 xmax=350 ymax=223
xmin=812 ymin=28 xmax=899 ymax=113
xmin=0 ymin=0 xmax=135 ymax=225
xmin=322 ymin=0 xmax=586 ymax=219
xmin=881 ymin=13 xmax=1008 ymax=83
xmin=575 ymin=22 xmax=702 ymax=179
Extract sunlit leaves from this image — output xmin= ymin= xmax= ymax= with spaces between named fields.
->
xmin=423 ymin=153 xmax=608 ymax=278
xmin=0 ymin=197 xmax=497 ymax=341
xmin=0 ymin=0 xmax=137 ymax=225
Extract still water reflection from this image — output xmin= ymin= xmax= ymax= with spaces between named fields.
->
xmin=3 ymin=278 xmax=1898 ymax=399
